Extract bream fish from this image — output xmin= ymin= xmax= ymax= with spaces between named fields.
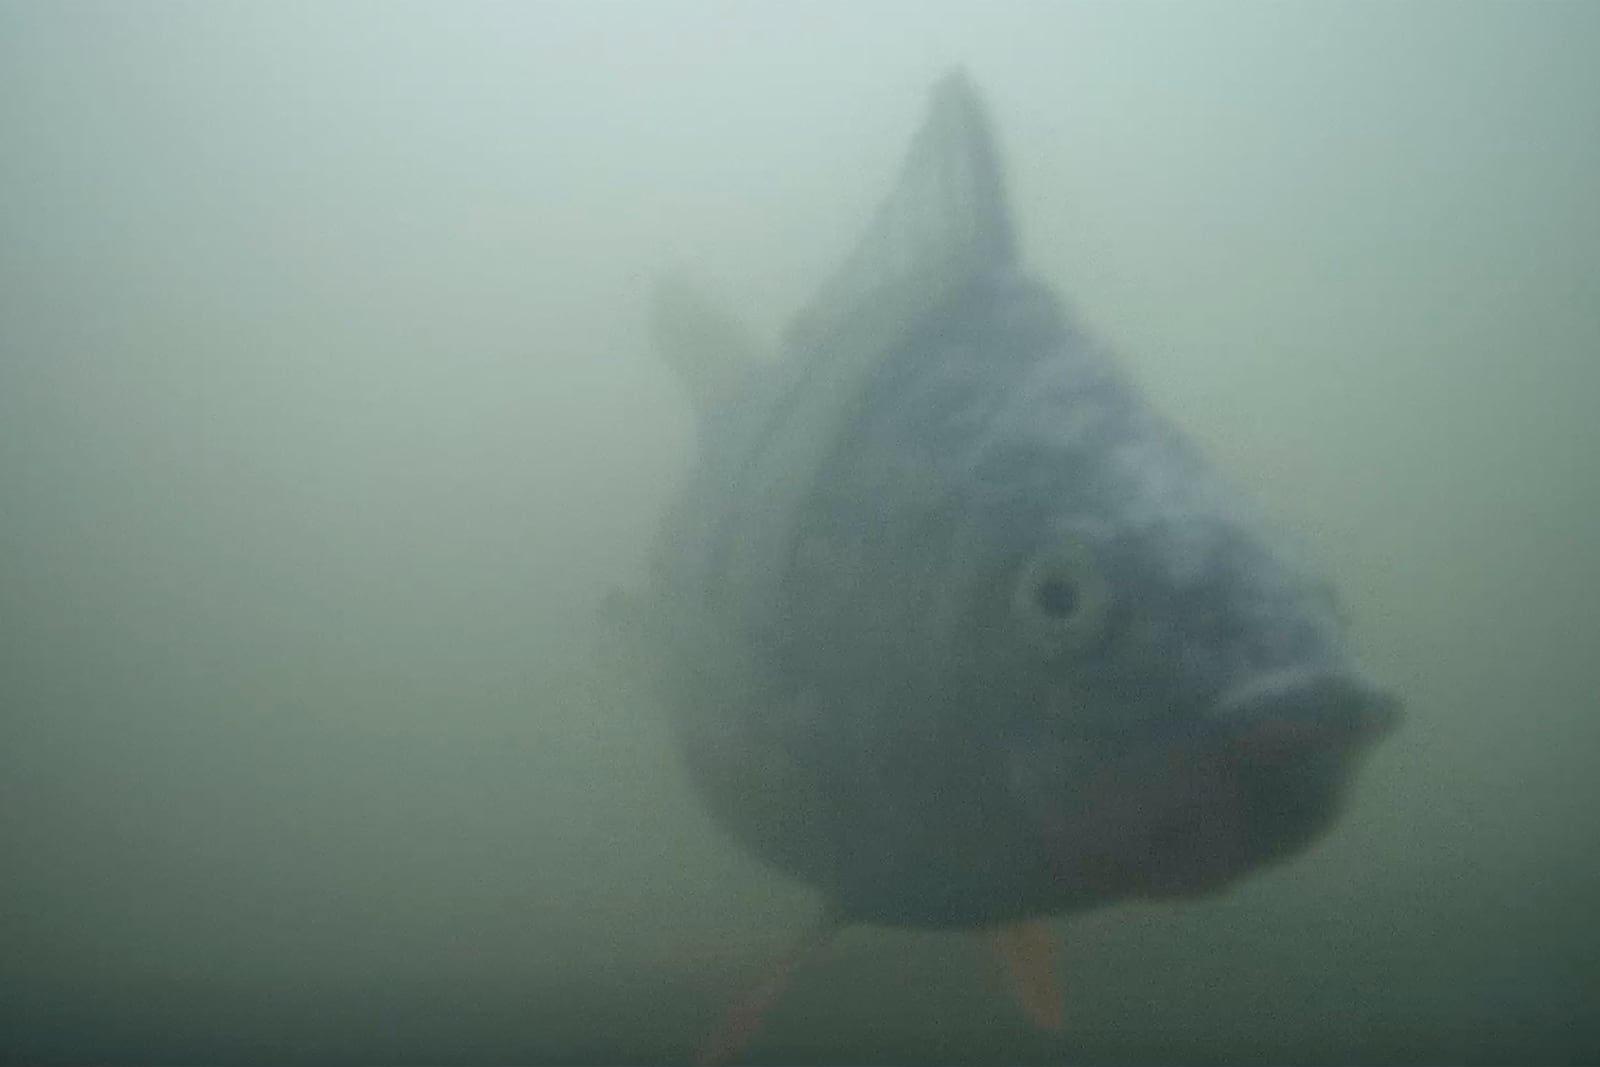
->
xmin=624 ymin=70 xmax=1401 ymax=1062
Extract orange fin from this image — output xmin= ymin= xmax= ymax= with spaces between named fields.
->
xmin=987 ymin=920 xmax=1064 ymax=1030
xmin=695 ymin=908 xmax=842 ymax=1066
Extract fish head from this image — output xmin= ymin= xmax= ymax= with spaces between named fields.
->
xmin=949 ymin=336 xmax=1402 ymax=905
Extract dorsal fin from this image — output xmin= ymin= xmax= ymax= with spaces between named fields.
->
xmin=786 ymin=68 xmax=1017 ymax=353
xmin=688 ymin=72 xmax=1024 ymax=629
xmin=650 ymin=277 xmax=768 ymax=420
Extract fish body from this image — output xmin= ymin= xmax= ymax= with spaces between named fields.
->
xmin=631 ymin=69 xmax=1398 ymax=1046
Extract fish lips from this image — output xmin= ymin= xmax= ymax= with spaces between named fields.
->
xmin=1009 ymin=668 xmax=1401 ymax=903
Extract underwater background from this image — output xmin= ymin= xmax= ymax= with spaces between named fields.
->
xmin=2 ymin=3 xmax=1595 ymax=1063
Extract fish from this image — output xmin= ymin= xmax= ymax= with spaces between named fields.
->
xmin=622 ymin=69 xmax=1401 ymax=1062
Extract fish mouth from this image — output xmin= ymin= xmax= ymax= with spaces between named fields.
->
xmin=1015 ymin=668 xmax=1401 ymax=903
xmin=1209 ymin=667 xmax=1400 ymax=867
xmin=1214 ymin=666 xmax=1400 ymax=761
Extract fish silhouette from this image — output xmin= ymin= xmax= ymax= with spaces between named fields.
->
xmin=625 ymin=69 xmax=1400 ymax=1063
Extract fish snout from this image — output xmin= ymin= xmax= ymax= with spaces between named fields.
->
xmin=1194 ymin=665 xmax=1401 ymax=868
xmin=1212 ymin=666 xmax=1401 ymax=766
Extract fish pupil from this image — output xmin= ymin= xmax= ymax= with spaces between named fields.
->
xmin=1035 ymin=576 xmax=1080 ymax=619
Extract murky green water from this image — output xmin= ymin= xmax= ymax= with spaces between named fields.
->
xmin=2 ymin=3 xmax=1595 ymax=1063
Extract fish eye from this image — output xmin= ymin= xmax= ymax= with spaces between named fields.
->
xmin=1011 ymin=541 xmax=1109 ymax=656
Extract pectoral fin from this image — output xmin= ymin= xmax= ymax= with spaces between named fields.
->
xmin=695 ymin=906 xmax=843 ymax=1067
xmin=987 ymin=920 xmax=1064 ymax=1030
xmin=650 ymin=277 xmax=768 ymax=421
